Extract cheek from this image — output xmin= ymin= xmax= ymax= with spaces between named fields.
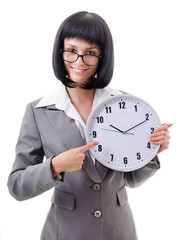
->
xmin=64 ymin=62 xmax=70 ymax=72
xmin=90 ymin=66 xmax=98 ymax=75
xmin=85 ymin=67 xmax=98 ymax=79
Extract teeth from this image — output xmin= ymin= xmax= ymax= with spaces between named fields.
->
xmin=72 ymin=67 xmax=85 ymax=72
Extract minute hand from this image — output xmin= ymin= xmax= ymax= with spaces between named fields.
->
xmin=125 ymin=119 xmax=147 ymax=133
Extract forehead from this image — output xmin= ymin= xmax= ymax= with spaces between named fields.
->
xmin=64 ymin=37 xmax=100 ymax=49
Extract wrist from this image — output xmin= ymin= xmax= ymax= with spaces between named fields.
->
xmin=51 ymin=156 xmax=64 ymax=178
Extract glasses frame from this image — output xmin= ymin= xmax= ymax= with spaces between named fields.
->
xmin=60 ymin=49 xmax=102 ymax=66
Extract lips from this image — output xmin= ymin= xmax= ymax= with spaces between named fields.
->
xmin=71 ymin=67 xmax=87 ymax=73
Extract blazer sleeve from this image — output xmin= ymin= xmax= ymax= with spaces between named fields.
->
xmin=7 ymin=103 xmax=62 ymax=201
xmin=124 ymin=155 xmax=160 ymax=188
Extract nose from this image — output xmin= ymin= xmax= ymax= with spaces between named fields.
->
xmin=76 ymin=54 xmax=85 ymax=65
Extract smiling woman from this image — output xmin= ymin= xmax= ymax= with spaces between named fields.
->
xmin=52 ymin=11 xmax=114 ymax=89
xmin=7 ymin=11 xmax=172 ymax=240
xmin=62 ymin=38 xmax=101 ymax=86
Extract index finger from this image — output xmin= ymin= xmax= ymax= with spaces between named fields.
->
xmin=79 ymin=141 xmax=99 ymax=153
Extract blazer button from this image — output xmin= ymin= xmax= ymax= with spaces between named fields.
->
xmin=94 ymin=210 xmax=102 ymax=218
xmin=93 ymin=183 xmax=101 ymax=191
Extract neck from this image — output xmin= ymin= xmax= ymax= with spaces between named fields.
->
xmin=66 ymin=86 xmax=96 ymax=124
xmin=66 ymin=86 xmax=95 ymax=105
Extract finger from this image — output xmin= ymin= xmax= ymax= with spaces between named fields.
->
xmin=151 ymin=140 xmax=169 ymax=147
xmin=162 ymin=123 xmax=173 ymax=128
xmin=150 ymin=138 xmax=169 ymax=146
xmin=150 ymin=131 xmax=170 ymax=139
xmin=150 ymin=135 xmax=166 ymax=142
xmin=151 ymin=135 xmax=170 ymax=145
xmin=151 ymin=130 xmax=167 ymax=137
xmin=79 ymin=141 xmax=99 ymax=153
xmin=154 ymin=124 xmax=172 ymax=133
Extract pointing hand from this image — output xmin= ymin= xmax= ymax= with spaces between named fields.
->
xmin=51 ymin=141 xmax=99 ymax=177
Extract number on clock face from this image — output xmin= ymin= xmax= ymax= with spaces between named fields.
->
xmin=86 ymin=95 xmax=161 ymax=172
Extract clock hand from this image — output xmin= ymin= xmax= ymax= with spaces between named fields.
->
xmin=101 ymin=128 xmax=134 ymax=135
xmin=125 ymin=119 xmax=147 ymax=133
xmin=109 ymin=124 xmax=124 ymax=134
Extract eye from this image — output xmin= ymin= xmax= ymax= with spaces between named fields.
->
xmin=67 ymin=49 xmax=76 ymax=53
xmin=86 ymin=51 xmax=96 ymax=55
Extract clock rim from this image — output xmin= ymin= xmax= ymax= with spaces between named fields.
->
xmin=85 ymin=94 xmax=161 ymax=172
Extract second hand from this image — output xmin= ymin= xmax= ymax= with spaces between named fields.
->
xmin=101 ymin=128 xmax=134 ymax=135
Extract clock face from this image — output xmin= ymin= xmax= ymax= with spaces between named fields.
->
xmin=86 ymin=94 xmax=161 ymax=172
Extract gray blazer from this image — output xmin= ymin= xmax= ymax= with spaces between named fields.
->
xmin=7 ymin=95 xmax=160 ymax=240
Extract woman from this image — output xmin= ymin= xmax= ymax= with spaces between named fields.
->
xmin=7 ymin=11 xmax=171 ymax=240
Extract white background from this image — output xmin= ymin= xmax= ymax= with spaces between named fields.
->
xmin=1 ymin=0 xmax=176 ymax=239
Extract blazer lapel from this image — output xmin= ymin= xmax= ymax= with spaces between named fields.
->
xmin=95 ymin=160 xmax=108 ymax=181
xmin=44 ymin=106 xmax=103 ymax=183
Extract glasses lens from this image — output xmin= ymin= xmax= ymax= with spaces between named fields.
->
xmin=62 ymin=51 xmax=100 ymax=66
xmin=63 ymin=52 xmax=78 ymax=63
xmin=83 ymin=55 xmax=99 ymax=66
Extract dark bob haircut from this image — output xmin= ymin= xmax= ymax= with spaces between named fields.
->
xmin=52 ymin=11 xmax=114 ymax=89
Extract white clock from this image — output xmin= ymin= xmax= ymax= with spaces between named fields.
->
xmin=85 ymin=94 xmax=161 ymax=172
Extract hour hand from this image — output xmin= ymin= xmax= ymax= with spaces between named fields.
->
xmin=109 ymin=124 xmax=124 ymax=134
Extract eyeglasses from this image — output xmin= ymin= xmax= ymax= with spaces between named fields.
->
xmin=60 ymin=50 xmax=102 ymax=66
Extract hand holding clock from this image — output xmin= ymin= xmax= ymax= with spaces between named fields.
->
xmin=149 ymin=123 xmax=172 ymax=154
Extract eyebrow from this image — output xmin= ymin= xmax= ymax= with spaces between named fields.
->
xmin=64 ymin=44 xmax=99 ymax=50
xmin=86 ymin=47 xmax=99 ymax=50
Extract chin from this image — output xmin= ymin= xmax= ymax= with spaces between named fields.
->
xmin=69 ymin=76 xmax=90 ymax=86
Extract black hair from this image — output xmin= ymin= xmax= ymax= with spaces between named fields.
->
xmin=52 ymin=11 xmax=114 ymax=89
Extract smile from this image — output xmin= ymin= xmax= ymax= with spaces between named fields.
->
xmin=71 ymin=67 xmax=87 ymax=73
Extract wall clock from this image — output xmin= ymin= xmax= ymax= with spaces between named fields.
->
xmin=85 ymin=94 xmax=161 ymax=172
